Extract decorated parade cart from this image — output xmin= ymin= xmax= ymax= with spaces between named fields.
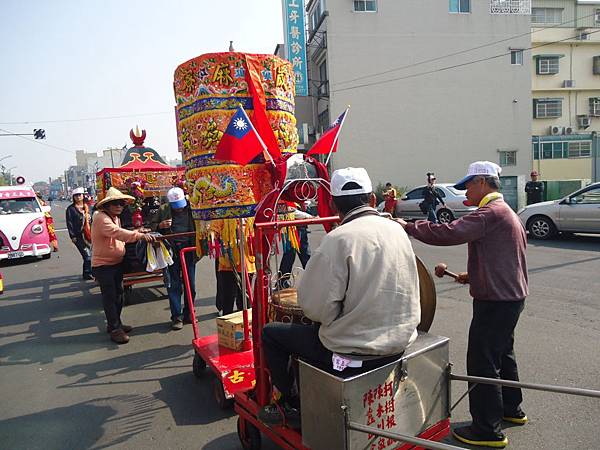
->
xmin=96 ymin=128 xmax=186 ymax=301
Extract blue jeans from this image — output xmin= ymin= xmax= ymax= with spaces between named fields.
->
xmin=427 ymin=205 xmax=438 ymax=223
xmin=279 ymin=227 xmax=310 ymax=288
xmin=167 ymin=246 xmax=196 ymax=321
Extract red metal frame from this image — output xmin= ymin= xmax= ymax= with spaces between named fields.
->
xmin=180 ymin=246 xmax=255 ymax=399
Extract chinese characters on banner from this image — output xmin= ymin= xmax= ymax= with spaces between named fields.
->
xmin=363 ymin=380 xmax=399 ymax=450
xmin=282 ymin=0 xmax=308 ymax=96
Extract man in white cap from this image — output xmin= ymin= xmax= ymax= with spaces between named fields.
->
xmin=259 ymin=167 xmax=420 ymax=428
xmin=396 ymin=161 xmax=528 ymax=448
xmin=152 ymin=187 xmax=197 ymax=330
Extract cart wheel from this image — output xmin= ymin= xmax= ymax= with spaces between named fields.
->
xmin=237 ymin=416 xmax=261 ymax=450
xmin=192 ymin=353 xmax=206 ymax=377
xmin=213 ymin=376 xmax=233 ymax=409
xmin=123 ymin=286 xmax=132 ymax=305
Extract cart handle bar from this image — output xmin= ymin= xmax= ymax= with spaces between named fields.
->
xmin=347 ymin=422 xmax=466 ymax=450
xmin=254 ymin=216 xmax=340 ymax=229
xmin=451 ymin=374 xmax=600 ymax=399
xmin=152 ymin=231 xmax=196 ymax=240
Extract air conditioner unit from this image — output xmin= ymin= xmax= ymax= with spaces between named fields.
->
xmin=564 ymin=126 xmax=574 ymax=135
xmin=576 ymin=29 xmax=590 ymax=41
xmin=550 ymin=125 xmax=563 ymax=135
xmin=577 ymin=115 xmax=591 ymax=129
xmin=563 ymin=79 xmax=575 ymax=88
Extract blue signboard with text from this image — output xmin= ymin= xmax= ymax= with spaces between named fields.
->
xmin=282 ymin=0 xmax=308 ymax=96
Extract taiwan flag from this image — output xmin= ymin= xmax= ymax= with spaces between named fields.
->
xmin=306 ymin=109 xmax=348 ymax=156
xmin=215 ymin=106 xmax=266 ymax=166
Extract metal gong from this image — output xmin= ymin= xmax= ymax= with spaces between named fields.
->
xmin=416 ymin=255 xmax=437 ymax=332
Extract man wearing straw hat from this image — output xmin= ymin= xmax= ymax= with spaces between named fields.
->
xmin=92 ymin=187 xmax=155 ymax=344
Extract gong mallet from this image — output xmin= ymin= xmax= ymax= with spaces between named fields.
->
xmin=434 ymin=263 xmax=459 ymax=280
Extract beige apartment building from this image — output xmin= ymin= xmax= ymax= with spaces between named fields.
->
xmin=531 ymin=0 xmax=600 ymax=183
xmin=294 ymin=0 xmax=533 ymax=209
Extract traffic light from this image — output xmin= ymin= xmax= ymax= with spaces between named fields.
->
xmin=33 ymin=129 xmax=46 ymax=140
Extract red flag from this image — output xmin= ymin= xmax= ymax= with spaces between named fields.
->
xmin=244 ymin=55 xmax=281 ymax=160
xmin=306 ymin=109 xmax=348 ymax=156
xmin=215 ymin=106 xmax=265 ymax=166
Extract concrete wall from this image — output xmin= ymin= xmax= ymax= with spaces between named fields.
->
xmin=311 ymin=0 xmax=531 ymax=193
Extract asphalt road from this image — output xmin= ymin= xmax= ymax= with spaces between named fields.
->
xmin=0 ymin=201 xmax=599 ymax=450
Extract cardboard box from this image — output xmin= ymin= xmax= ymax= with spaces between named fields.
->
xmin=216 ymin=309 xmax=252 ymax=351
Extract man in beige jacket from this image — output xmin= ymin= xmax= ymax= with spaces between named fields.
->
xmin=259 ymin=167 xmax=420 ymax=427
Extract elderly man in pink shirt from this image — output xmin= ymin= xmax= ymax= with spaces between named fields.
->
xmin=396 ymin=161 xmax=528 ymax=449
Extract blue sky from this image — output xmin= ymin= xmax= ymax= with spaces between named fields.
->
xmin=0 ymin=0 xmax=284 ymax=183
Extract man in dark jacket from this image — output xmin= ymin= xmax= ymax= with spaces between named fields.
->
xmin=397 ymin=161 xmax=528 ymax=449
xmin=422 ymin=174 xmax=445 ymax=223
xmin=66 ymin=187 xmax=92 ymax=280
xmin=525 ymin=171 xmax=544 ymax=205
xmin=151 ymin=187 xmax=197 ymax=330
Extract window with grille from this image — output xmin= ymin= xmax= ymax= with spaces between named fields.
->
xmin=534 ymin=99 xmax=562 ymax=118
xmin=511 ymin=50 xmax=523 ymax=65
xmin=449 ymin=0 xmax=471 ymax=13
xmin=568 ymin=142 xmax=592 ymax=158
xmin=537 ymin=57 xmax=559 ymax=75
xmin=490 ymin=0 xmax=531 ymax=14
xmin=310 ymin=0 xmax=325 ymax=32
xmin=531 ymin=7 xmax=563 ymax=24
xmin=354 ymin=0 xmax=377 ymax=12
xmin=590 ymin=98 xmax=600 ymax=117
xmin=318 ymin=61 xmax=328 ymax=96
xmin=499 ymin=151 xmax=517 ymax=166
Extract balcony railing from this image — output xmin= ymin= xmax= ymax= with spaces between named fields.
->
xmin=490 ymin=0 xmax=531 ymax=15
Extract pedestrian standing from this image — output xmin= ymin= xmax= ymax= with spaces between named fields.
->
xmin=383 ymin=182 xmax=397 ymax=216
xmin=66 ymin=187 xmax=93 ymax=280
xmin=525 ymin=171 xmax=544 ymax=205
xmin=396 ymin=161 xmax=528 ymax=448
xmin=422 ymin=173 xmax=445 ymax=223
xmin=278 ymin=202 xmax=312 ymax=288
xmin=151 ymin=187 xmax=197 ymax=331
xmin=91 ymin=188 xmax=155 ymax=344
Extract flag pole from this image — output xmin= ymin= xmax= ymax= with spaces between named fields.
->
xmin=242 ymin=107 xmax=276 ymax=166
xmin=325 ymin=106 xmax=350 ymax=166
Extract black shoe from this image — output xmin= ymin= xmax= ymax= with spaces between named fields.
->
xmin=83 ymin=274 xmax=94 ymax=281
xmin=452 ymin=426 xmax=508 ymax=448
xmin=503 ymin=409 xmax=528 ymax=425
xmin=183 ymin=316 xmax=197 ymax=325
xmin=258 ymin=403 xmax=300 ymax=429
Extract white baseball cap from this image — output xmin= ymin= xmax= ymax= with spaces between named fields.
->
xmin=72 ymin=187 xmax=85 ymax=195
xmin=454 ymin=161 xmax=502 ymax=190
xmin=167 ymin=187 xmax=187 ymax=208
xmin=331 ymin=167 xmax=373 ymax=197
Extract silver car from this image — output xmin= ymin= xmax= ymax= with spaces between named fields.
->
xmin=381 ymin=183 xmax=477 ymax=223
xmin=518 ymin=182 xmax=600 ymax=239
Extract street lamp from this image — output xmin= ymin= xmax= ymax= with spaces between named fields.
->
xmin=6 ymin=166 xmax=17 ymax=186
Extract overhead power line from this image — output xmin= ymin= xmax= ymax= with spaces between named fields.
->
xmin=0 ymin=128 xmax=75 ymax=154
xmin=331 ymin=28 xmax=600 ymax=94
xmin=0 ymin=111 xmax=172 ymax=126
xmin=332 ymin=11 xmax=599 ymax=88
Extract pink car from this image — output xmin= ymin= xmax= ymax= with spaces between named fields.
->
xmin=0 ymin=186 xmax=52 ymax=260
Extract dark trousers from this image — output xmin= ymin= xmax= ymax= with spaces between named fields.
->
xmin=92 ymin=264 xmax=125 ymax=332
xmin=166 ymin=247 xmax=196 ymax=321
xmin=73 ymin=237 xmax=92 ymax=277
xmin=215 ymin=266 xmax=244 ymax=316
xmin=279 ymin=227 xmax=310 ymax=288
xmin=467 ymin=299 xmax=525 ymax=438
xmin=263 ymin=322 xmax=401 ymax=404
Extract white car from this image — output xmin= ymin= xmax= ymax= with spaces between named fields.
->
xmin=379 ymin=183 xmax=477 ymax=223
xmin=517 ymin=182 xmax=600 ymax=239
